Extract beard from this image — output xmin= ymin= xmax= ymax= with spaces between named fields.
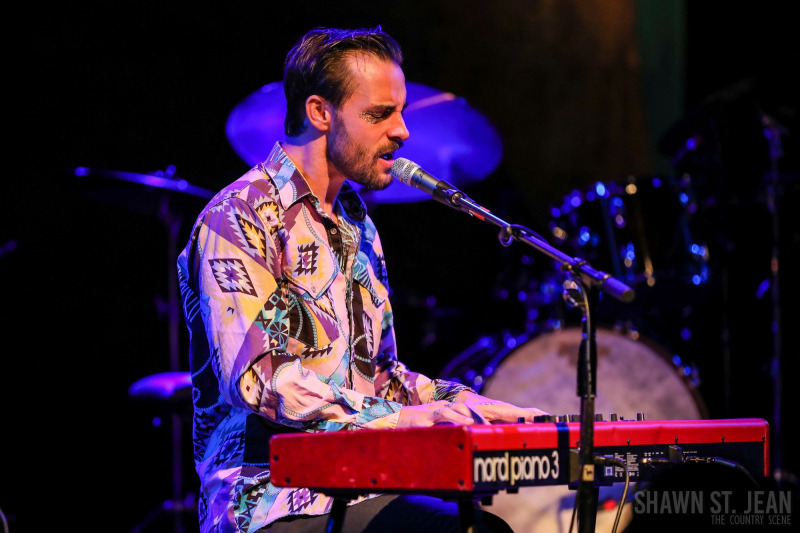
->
xmin=327 ymin=117 xmax=398 ymax=191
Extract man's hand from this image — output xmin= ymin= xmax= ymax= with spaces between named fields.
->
xmin=454 ymin=390 xmax=550 ymax=424
xmin=396 ymin=400 xmax=480 ymax=428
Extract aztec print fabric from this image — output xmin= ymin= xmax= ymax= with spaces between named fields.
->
xmin=177 ymin=142 xmax=472 ymax=533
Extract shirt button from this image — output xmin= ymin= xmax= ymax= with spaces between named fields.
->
xmin=330 ymin=228 xmax=338 ymax=235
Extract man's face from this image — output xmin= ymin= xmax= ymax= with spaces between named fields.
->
xmin=327 ymin=54 xmax=409 ymax=190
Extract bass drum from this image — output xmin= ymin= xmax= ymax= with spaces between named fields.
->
xmin=440 ymin=326 xmax=708 ymax=533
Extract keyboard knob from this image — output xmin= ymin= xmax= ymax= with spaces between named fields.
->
xmin=610 ymin=413 xmax=618 ymax=421
xmin=637 ymin=412 xmax=645 ymax=421
xmin=569 ymin=414 xmax=580 ymax=422
xmin=595 ymin=414 xmax=604 ymax=422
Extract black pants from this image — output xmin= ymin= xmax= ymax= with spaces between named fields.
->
xmin=261 ymin=494 xmax=514 ymax=533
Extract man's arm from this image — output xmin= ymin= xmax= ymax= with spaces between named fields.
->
xmin=187 ymin=195 xmax=402 ymax=431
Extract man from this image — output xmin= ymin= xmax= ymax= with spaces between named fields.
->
xmin=178 ymin=26 xmax=547 ymax=532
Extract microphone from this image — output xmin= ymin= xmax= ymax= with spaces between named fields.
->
xmin=390 ymin=158 xmax=465 ymax=206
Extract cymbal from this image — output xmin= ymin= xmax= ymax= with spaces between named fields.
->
xmin=225 ymin=81 xmax=503 ymax=203
xmin=69 ymin=167 xmax=215 ymax=217
xmin=73 ymin=167 xmax=216 ymax=198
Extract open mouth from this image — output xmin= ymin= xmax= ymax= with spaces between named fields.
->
xmin=379 ymin=151 xmax=395 ymax=161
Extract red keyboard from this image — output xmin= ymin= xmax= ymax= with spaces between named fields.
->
xmin=270 ymin=418 xmax=769 ymax=496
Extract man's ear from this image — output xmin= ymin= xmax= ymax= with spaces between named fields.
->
xmin=305 ymin=95 xmax=332 ymax=132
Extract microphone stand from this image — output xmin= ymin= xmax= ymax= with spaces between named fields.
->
xmin=436 ymin=187 xmax=635 ymax=533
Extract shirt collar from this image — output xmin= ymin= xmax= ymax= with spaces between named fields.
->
xmin=337 ymin=181 xmax=367 ymax=222
xmin=260 ymin=142 xmax=367 ymax=222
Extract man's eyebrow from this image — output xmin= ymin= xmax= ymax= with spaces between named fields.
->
xmin=367 ymin=102 xmax=410 ymax=112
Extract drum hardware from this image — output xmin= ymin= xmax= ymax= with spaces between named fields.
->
xmin=760 ymin=108 xmax=788 ymax=488
xmin=562 ymin=278 xmax=582 ymax=308
xmin=548 ymin=175 xmax=709 ymax=291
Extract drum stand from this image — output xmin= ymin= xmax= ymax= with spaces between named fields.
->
xmin=128 ymin=193 xmax=194 ymax=533
xmin=760 ymin=109 xmax=787 ymax=489
xmin=410 ymin=180 xmax=636 ymax=533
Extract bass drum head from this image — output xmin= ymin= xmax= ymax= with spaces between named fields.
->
xmin=475 ymin=326 xmax=707 ymax=533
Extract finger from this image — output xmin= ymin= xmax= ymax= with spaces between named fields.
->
xmin=472 ymin=402 xmax=527 ymax=423
xmin=519 ymin=408 xmax=551 ymax=422
xmin=453 ymin=402 xmax=491 ymax=424
xmin=437 ymin=407 xmax=475 ymax=426
xmin=447 ymin=402 xmax=478 ymax=419
xmin=486 ymin=405 xmax=538 ymax=423
xmin=465 ymin=405 xmax=491 ymax=425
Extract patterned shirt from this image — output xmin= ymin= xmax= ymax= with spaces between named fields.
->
xmin=177 ymin=142 xmax=472 ymax=533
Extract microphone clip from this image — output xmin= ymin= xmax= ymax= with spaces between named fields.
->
xmin=498 ymin=225 xmax=514 ymax=247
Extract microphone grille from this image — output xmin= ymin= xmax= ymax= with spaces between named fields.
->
xmin=390 ymin=157 xmax=419 ymax=185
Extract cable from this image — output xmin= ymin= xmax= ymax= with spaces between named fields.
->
xmin=612 ymin=464 xmax=630 ymax=533
xmin=683 ymin=456 xmax=760 ymax=487
xmin=641 ymin=455 xmax=759 ymax=488
xmin=567 ymin=455 xmax=629 ymax=533
xmin=567 ymin=491 xmax=578 ymax=533
xmin=594 ymin=455 xmax=630 ymax=533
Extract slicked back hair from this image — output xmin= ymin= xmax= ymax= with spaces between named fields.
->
xmin=283 ymin=26 xmax=403 ymax=137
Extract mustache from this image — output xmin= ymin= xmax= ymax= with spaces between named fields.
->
xmin=375 ymin=141 xmax=403 ymax=157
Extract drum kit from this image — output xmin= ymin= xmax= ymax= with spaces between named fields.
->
xmin=77 ymin=77 xmax=788 ymax=533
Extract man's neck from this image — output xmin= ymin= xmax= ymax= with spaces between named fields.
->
xmin=282 ymin=139 xmax=346 ymax=221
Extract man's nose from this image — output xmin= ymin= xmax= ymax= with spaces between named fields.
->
xmin=390 ymin=113 xmax=410 ymax=142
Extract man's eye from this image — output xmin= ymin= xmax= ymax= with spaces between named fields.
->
xmin=360 ymin=110 xmax=390 ymax=124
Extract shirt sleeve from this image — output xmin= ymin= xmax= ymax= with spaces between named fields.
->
xmin=189 ymin=194 xmax=401 ymax=432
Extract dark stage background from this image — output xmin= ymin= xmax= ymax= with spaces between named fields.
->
xmin=3 ymin=1 xmax=797 ymax=531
